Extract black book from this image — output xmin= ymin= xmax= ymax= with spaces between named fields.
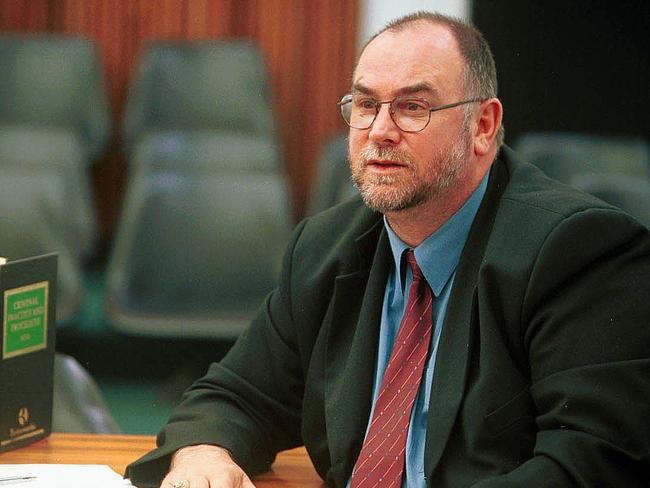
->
xmin=0 ymin=253 xmax=57 ymax=452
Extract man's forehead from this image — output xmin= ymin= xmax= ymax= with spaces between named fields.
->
xmin=369 ymin=21 xmax=457 ymax=50
xmin=353 ymin=22 xmax=462 ymax=94
xmin=352 ymin=81 xmax=441 ymax=99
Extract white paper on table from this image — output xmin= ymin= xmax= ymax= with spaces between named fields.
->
xmin=0 ymin=464 xmax=135 ymax=487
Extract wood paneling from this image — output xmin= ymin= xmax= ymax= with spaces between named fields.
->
xmin=0 ymin=0 xmax=49 ymax=31
xmin=0 ymin=0 xmax=358 ymax=240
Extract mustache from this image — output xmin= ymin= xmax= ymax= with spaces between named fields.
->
xmin=359 ymin=145 xmax=414 ymax=166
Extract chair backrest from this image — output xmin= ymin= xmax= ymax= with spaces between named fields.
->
xmin=307 ymin=134 xmax=358 ymax=215
xmin=572 ymin=173 xmax=650 ymax=229
xmin=123 ymin=40 xmax=276 ymax=153
xmin=0 ymin=126 xmax=98 ymax=259
xmin=0 ymin=168 xmax=83 ymax=323
xmin=515 ymin=132 xmax=650 ymax=183
xmin=105 ymin=168 xmax=292 ymax=338
xmin=0 ymin=34 xmax=110 ymax=161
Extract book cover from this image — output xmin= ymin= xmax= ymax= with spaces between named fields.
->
xmin=0 ymin=253 xmax=57 ymax=452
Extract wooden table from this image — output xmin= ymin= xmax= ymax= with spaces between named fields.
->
xmin=0 ymin=433 xmax=326 ymax=487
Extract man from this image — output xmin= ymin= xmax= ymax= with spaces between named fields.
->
xmin=127 ymin=12 xmax=650 ymax=488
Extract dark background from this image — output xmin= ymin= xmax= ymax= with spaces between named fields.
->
xmin=473 ymin=0 xmax=650 ymax=144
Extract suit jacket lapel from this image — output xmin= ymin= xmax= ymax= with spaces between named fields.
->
xmin=324 ymin=218 xmax=391 ymax=485
xmin=424 ymin=156 xmax=509 ymax=480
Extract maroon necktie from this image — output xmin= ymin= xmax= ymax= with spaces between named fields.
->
xmin=351 ymin=250 xmax=433 ymax=488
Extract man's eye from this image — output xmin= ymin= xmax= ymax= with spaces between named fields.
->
xmin=397 ymin=99 xmax=428 ymax=112
xmin=355 ymin=98 xmax=376 ymax=110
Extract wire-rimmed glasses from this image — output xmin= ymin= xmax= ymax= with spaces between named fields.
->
xmin=338 ymin=93 xmax=483 ymax=133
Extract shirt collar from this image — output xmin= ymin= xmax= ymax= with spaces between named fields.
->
xmin=384 ymin=169 xmax=490 ymax=297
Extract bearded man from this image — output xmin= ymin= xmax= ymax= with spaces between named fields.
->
xmin=127 ymin=11 xmax=650 ymax=488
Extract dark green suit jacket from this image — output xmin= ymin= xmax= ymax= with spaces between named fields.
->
xmin=127 ymin=147 xmax=650 ymax=487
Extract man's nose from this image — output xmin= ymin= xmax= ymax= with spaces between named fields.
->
xmin=368 ymin=103 xmax=401 ymax=145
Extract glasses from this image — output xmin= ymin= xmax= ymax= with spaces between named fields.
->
xmin=338 ymin=94 xmax=483 ymax=133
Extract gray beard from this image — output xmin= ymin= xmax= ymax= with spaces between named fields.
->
xmin=349 ymin=131 xmax=470 ymax=214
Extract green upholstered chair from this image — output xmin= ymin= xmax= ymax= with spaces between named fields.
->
xmin=0 ymin=35 xmax=109 ymax=261
xmin=110 ymin=40 xmax=289 ymax=339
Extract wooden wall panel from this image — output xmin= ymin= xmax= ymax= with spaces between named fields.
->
xmin=0 ymin=0 xmax=50 ymax=31
xmin=246 ymin=0 xmax=309 ymax=212
xmin=0 ymin=0 xmax=358 ymax=242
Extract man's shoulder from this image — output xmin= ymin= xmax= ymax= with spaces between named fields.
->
xmin=282 ymin=198 xmax=384 ymax=286
xmin=288 ymin=195 xmax=383 ymax=274
xmin=498 ymin=145 xmax=617 ymax=220
xmin=299 ymin=195 xmax=381 ymax=246
xmin=483 ymin=146 xmax=649 ymax=264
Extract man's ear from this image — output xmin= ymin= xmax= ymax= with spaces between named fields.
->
xmin=473 ymin=98 xmax=503 ymax=156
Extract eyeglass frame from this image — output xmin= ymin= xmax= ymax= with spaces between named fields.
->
xmin=337 ymin=93 xmax=485 ymax=133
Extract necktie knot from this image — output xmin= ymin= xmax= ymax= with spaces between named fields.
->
xmin=405 ymin=250 xmax=424 ymax=282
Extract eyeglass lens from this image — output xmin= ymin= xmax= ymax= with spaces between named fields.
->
xmin=340 ymin=95 xmax=432 ymax=132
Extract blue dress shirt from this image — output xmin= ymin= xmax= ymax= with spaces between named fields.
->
xmin=347 ymin=171 xmax=489 ymax=488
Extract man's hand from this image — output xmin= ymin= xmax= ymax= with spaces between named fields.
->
xmin=160 ymin=444 xmax=255 ymax=488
